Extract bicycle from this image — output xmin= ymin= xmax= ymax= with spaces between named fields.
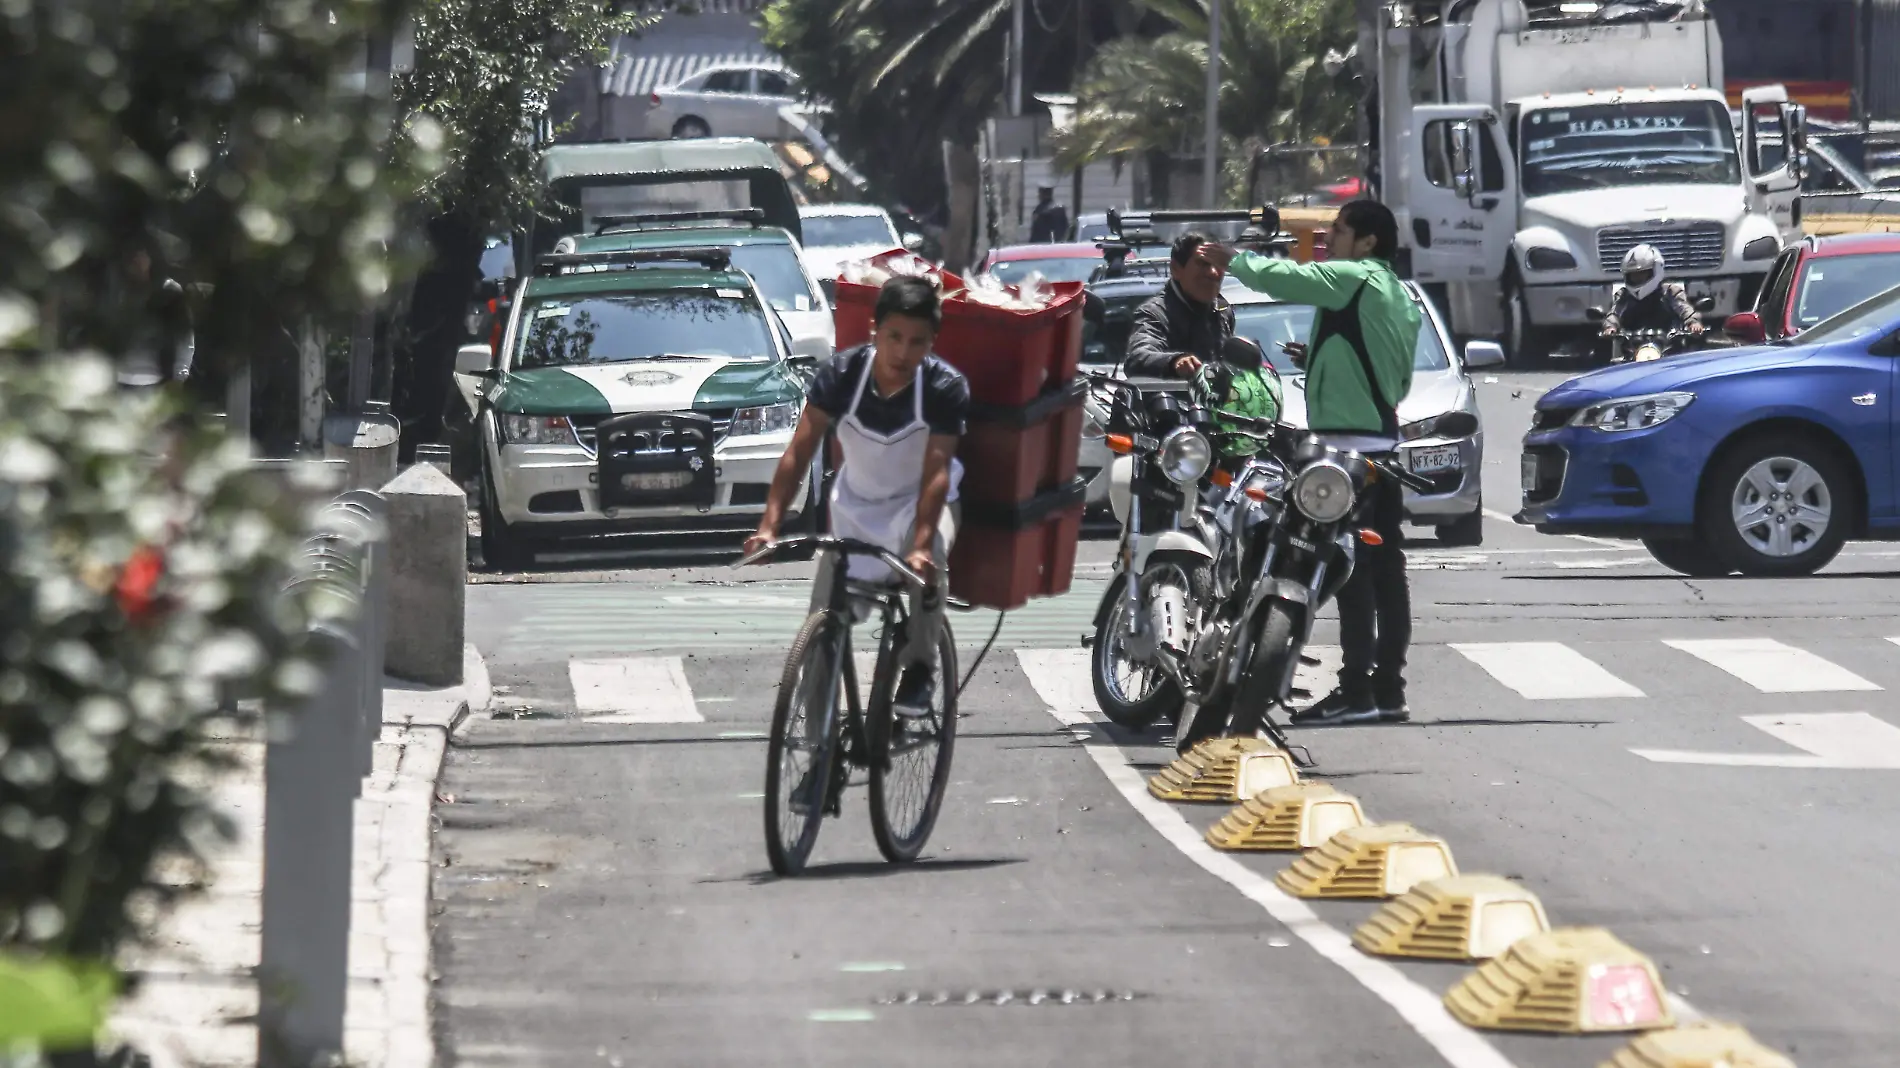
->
xmin=736 ymin=535 xmax=959 ymax=876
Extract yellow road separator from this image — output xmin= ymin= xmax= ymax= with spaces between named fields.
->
xmin=1205 ymin=782 xmax=1366 ymax=852
xmin=1273 ymin=822 xmax=1457 ymax=899
xmin=1352 ymin=874 xmax=1550 ymax=961
xmin=1147 ymin=737 xmax=1297 ymax=803
xmin=1600 ymin=1021 xmax=1795 ymax=1068
xmin=1445 ymin=927 xmax=1674 ymax=1034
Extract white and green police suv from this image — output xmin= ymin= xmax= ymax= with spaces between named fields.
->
xmin=452 ymin=247 xmax=814 ymax=569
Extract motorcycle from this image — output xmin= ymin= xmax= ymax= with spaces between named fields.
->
xmin=1171 ymin=411 xmax=1476 ymax=756
xmin=1085 ymin=338 xmax=1293 ymax=731
xmin=1586 ymin=297 xmax=1714 ymax=363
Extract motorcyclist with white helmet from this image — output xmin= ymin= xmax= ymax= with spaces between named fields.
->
xmin=1600 ymin=243 xmax=1704 ymax=340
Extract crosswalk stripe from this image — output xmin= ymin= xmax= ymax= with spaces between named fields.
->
xmin=1663 ymin=638 xmax=1880 ymax=693
xmin=1450 ymin=642 xmax=1645 ymax=700
xmin=568 ymin=657 xmax=703 ymax=722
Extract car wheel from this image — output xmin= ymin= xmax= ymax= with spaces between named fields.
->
xmin=1437 ymin=507 xmax=1484 ymax=547
xmin=1504 ymin=279 xmax=1549 ymax=367
xmin=479 ymin=456 xmax=533 ymax=573
xmin=1640 ymin=536 xmax=1733 ymax=577
xmin=1701 ymin=434 xmax=1851 ymax=577
xmin=672 ymin=116 xmax=712 ymax=139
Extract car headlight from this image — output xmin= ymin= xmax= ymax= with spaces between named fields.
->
xmin=1525 ymin=246 xmax=1577 ymax=271
xmin=1399 ymin=412 xmax=1474 ymax=441
xmin=1157 ymin=426 xmax=1212 ymax=484
xmin=1743 ymin=235 xmax=1781 ymax=261
xmin=729 ymin=402 xmax=799 ymax=437
xmin=500 ymin=414 xmax=578 ymax=446
xmin=1290 ymin=461 xmax=1355 ymax=523
xmin=1570 ymin=391 xmax=1695 ymax=432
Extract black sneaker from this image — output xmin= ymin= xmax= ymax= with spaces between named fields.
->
xmin=1290 ymin=688 xmax=1382 ymax=726
xmin=893 ymin=666 xmax=936 ymax=719
xmin=1375 ymin=701 xmax=1411 ymax=723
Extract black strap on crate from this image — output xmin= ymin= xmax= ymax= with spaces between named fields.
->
xmin=964 ymin=376 xmax=1088 ymax=429
xmin=958 ymin=476 xmax=1089 ymax=530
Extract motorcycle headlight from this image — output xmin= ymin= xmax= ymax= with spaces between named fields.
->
xmin=1569 ymin=391 xmax=1695 ymax=433
xmin=1157 ymin=426 xmax=1213 ymax=484
xmin=729 ymin=402 xmax=799 ymax=437
xmin=1290 ymin=461 xmax=1355 ymax=523
xmin=500 ymin=413 xmax=578 ymax=446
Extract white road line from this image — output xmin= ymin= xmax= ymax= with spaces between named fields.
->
xmin=1481 ymin=507 xmax=1630 ymax=549
xmin=1664 ymin=638 xmax=1881 ymax=693
xmin=1450 ymin=642 xmax=1645 ymax=700
xmin=1018 ymin=646 xmax=1343 ymax=710
xmin=568 ymin=657 xmax=703 ymax=722
xmin=1017 ymin=651 xmax=1518 ymax=1068
xmin=1634 ymin=711 xmax=1900 ymax=768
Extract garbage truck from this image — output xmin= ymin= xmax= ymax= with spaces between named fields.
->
xmin=1362 ymin=0 xmax=1807 ymax=362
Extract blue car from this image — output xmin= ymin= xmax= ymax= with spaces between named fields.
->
xmin=1517 ymin=285 xmax=1900 ymax=576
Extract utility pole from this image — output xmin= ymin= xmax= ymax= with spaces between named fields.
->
xmin=1859 ymin=0 xmax=1874 ymax=133
xmin=1010 ymin=0 xmax=1025 ymax=117
xmin=1201 ymin=0 xmax=1221 ymax=206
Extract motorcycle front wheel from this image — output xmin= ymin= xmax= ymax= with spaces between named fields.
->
xmin=1222 ymin=600 xmax=1304 ymax=740
xmin=1090 ymin=560 xmax=1202 ymax=729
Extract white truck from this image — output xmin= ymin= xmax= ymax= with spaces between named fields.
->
xmin=1367 ymin=0 xmax=1808 ymax=361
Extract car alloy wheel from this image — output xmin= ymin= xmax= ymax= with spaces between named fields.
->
xmin=1730 ymin=455 xmax=1831 ymax=559
xmin=1701 ymin=433 xmax=1850 ymax=577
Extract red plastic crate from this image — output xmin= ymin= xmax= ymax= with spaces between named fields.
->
xmin=949 ymin=478 xmax=1086 ymax=610
xmin=828 ymin=270 xmax=1087 ymax=408
xmin=958 ymin=378 xmax=1085 ymax=507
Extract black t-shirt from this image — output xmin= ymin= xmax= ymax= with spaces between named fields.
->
xmin=806 ymin=344 xmax=970 ymax=437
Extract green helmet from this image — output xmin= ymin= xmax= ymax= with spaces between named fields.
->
xmin=1198 ymin=362 xmax=1282 ymax=456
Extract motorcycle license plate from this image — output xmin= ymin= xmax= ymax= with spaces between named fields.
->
xmin=1408 ymin=445 xmax=1461 ymax=475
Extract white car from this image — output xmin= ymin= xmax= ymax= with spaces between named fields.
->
xmin=796 ymin=204 xmax=906 ymax=295
xmin=646 ymin=65 xmax=800 ymax=141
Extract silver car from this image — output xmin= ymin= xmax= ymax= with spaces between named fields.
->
xmin=646 ymin=65 xmax=801 ymax=140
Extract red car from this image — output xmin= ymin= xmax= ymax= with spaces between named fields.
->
xmin=977 ymin=242 xmax=1105 ymax=285
xmin=1726 ymin=232 xmax=1900 ymax=344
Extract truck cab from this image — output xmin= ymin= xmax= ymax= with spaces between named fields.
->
xmin=1372 ymin=0 xmax=1807 ymax=362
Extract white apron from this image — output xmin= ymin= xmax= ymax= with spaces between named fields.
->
xmin=830 ymin=355 xmax=962 ymax=581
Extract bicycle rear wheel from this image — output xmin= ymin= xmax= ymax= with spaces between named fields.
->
xmin=765 ymin=611 xmax=843 ymax=876
xmin=869 ymin=620 xmax=959 ymax=863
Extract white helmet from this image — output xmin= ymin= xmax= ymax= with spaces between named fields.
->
xmin=1621 ymin=243 xmax=1665 ymax=300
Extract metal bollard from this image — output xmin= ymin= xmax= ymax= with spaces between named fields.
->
xmin=257 ymin=494 xmax=386 ymax=1068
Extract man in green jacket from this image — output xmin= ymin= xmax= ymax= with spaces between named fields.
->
xmin=1202 ymin=200 xmax=1421 ymax=725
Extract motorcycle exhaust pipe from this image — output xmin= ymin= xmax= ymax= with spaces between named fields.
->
xmin=1150 ymin=584 xmax=1190 ymax=653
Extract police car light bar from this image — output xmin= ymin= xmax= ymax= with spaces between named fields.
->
xmin=533 ymin=247 xmax=734 ymax=276
xmin=592 ymin=208 xmax=766 ymax=234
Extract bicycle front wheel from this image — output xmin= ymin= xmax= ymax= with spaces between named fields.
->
xmin=765 ymin=611 xmax=844 ymax=876
xmin=869 ymin=620 xmax=959 ymax=863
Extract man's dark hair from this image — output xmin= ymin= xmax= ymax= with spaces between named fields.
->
xmin=873 ymin=275 xmax=941 ymax=330
xmin=1336 ymin=200 xmax=1399 ymax=260
xmin=1170 ymin=230 xmax=1211 ymax=267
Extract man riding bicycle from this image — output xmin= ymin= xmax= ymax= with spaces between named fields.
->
xmin=746 ymin=276 xmax=970 ymax=719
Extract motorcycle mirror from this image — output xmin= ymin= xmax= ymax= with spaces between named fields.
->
xmin=1583 ymin=306 xmax=1607 ymax=324
xmin=1081 ymin=289 xmax=1107 ymax=327
xmin=1433 ymin=411 xmax=1479 ymax=440
xmin=1694 ymin=295 xmax=1715 ymax=313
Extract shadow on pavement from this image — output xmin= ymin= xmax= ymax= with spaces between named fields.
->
xmin=720 ymin=857 xmax=1025 ymax=885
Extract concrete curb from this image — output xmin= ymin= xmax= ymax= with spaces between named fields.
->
xmin=376 ymin=643 xmax=490 ymax=1068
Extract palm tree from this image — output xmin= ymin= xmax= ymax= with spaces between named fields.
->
xmin=1056 ymin=0 xmax=1356 ymax=204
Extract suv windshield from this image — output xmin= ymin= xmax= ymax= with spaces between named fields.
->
xmin=1232 ymin=303 xmax=1450 ymax=374
xmin=801 ymin=215 xmax=896 ymax=248
xmin=1794 ymin=279 xmax=1900 ymax=345
xmin=728 ymin=243 xmax=822 ymax=312
xmin=1796 ymin=253 xmax=1900 ymax=328
xmin=1520 ymin=101 xmax=1740 ymax=197
xmin=513 ymin=290 xmax=774 ymax=370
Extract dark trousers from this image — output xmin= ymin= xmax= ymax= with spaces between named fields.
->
xmin=1336 ymin=474 xmax=1410 ymax=703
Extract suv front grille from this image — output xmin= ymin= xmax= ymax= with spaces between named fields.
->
xmin=1522 ymin=445 xmax=1568 ymax=504
xmin=1531 ymin=406 xmax=1579 ymax=432
xmin=570 ymin=410 xmax=733 ymax=456
xmin=1596 ymin=224 xmax=1725 ymax=272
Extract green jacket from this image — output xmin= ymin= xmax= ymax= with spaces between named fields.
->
xmin=1197 ymin=363 xmax=1281 ymax=456
xmin=1228 ymin=253 xmax=1419 ymax=434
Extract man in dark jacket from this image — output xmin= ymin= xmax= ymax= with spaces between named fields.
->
xmin=1124 ymin=231 xmax=1234 ymax=378
xmin=1029 ymin=186 xmax=1071 ymax=243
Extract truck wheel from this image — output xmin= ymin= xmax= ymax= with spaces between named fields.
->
xmin=1504 ymin=281 xmax=1549 ymax=367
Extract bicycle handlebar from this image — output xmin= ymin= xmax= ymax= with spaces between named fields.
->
xmin=734 ymin=534 xmax=930 ymax=588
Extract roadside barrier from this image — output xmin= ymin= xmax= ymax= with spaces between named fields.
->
xmin=1444 ymin=927 xmax=1674 ymax=1034
xmin=257 ymin=491 xmax=390 ymax=1068
xmin=1600 ymin=1021 xmax=1796 ymax=1068
xmin=1205 ymin=782 xmax=1366 ymax=852
xmin=1352 ymin=875 xmax=1550 ymax=962
xmin=1274 ymin=823 xmax=1458 ymax=899
xmin=1146 ymin=737 xmax=1296 ymax=802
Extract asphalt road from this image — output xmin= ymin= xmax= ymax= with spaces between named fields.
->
xmin=438 ymin=371 xmax=1900 ymax=1067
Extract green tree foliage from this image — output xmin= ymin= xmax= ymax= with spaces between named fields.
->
xmin=1055 ymin=0 xmax=1355 ymax=200
xmin=0 ymin=0 xmax=429 ymax=392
